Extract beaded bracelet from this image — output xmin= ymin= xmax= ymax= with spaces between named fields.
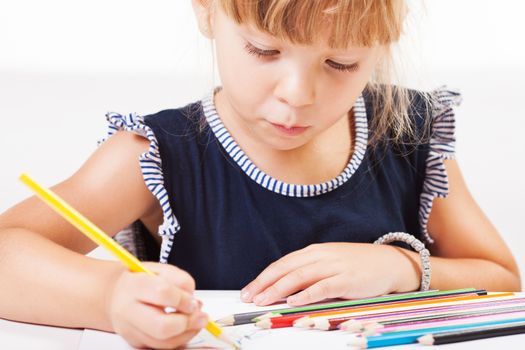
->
xmin=373 ymin=232 xmax=431 ymax=291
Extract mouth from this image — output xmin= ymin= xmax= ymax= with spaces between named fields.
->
xmin=269 ymin=122 xmax=309 ymax=136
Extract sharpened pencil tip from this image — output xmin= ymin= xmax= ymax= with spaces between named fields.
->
xmin=253 ymin=312 xmax=274 ymax=322
xmin=313 ymin=318 xmax=330 ymax=331
xmin=255 ymin=319 xmax=272 ymax=329
xmin=347 ymin=337 xmax=368 ymax=349
xmin=339 ymin=320 xmax=363 ymax=333
xmin=293 ymin=316 xmax=314 ymax=328
xmin=362 ymin=323 xmax=380 ymax=336
xmin=219 ymin=332 xmax=242 ymax=349
xmin=215 ymin=315 xmax=234 ymax=326
xmin=417 ymin=334 xmax=434 ymax=345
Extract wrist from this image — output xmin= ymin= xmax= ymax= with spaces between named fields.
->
xmin=97 ymin=261 xmax=127 ymax=332
xmin=374 ymin=232 xmax=431 ymax=292
xmin=388 ymin=246 xmax=423 ymax=293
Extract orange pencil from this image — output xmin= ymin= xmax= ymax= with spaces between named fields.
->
xmin=255 ymin=292 xmax=514 ymax=329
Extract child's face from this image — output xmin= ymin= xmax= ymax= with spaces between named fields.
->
xmin=211 ymin=6 xmax=382 ymax=151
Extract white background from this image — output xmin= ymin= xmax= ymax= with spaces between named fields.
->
xmin=1 ymin=1 xmax=524 ymax=287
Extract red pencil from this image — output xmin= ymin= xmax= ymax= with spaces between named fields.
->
xmin=255 ymin=292 xmax=514 ymax=329
xmin=316 ymin=296 xmax=525 ymax=331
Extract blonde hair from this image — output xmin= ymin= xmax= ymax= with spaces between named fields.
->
xmin=211 ymin=0 xmax=429 ymax=146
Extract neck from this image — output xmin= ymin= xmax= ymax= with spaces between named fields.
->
xmin=213 ymin=89 xmax=354 ymax=185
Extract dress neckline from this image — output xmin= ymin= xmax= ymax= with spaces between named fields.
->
xmin=201 ymin=88 xmax=369 ymax=197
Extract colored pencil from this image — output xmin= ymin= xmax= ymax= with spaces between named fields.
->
xmin=347 ymin=316 xmax=525 ymax=349
xmin=216 ymin=288 xmax=477 ymax=326
xmin=364 ymin=309 xmax=525 ymax=335
xmin=252 ymin=288 xmax=483 ymax=322
xmin=19 ymin=173 xmax=240 ymax=350
xmin=253 ymin=293 xmax=481 ymax=326
xmin=215 ymin=289 xmax=434 ymax=326
xmin=256 ymin=292 xmax=512 ymax=329
xmin=307 ymin=293 xmax=518 ymax=330
xmin=271 ymin=293 xmax=512 ymax=329
xmin=365 ymin=303 xmax=525 ymax=330
xmin=418 ymin=322 xmax=525 ymax=345
xmin=255 ymin=291 xmax=488 ymax=328
xmin=316 ymin=296 xmax=525 ymax=331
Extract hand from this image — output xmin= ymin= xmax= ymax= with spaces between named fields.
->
xmin=241 ymin=243 xmax=419 ymax=307
xmin=106 ymin=262 xmax=208 ymax=349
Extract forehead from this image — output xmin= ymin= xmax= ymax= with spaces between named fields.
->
xmin=216 ymin=0 xmax=404 ymax=48
xmin=221 ymin=9 xmax=375 ymax=56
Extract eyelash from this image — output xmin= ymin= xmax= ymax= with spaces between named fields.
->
xmin=243 ymin=43 xmax=359 ymax=73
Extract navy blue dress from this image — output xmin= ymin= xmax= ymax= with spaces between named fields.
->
xmin=104 ymin=86 xmax=461 ymax=290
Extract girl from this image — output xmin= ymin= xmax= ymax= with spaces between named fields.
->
xmin=0 ymin=0 xmax=521 ymax=349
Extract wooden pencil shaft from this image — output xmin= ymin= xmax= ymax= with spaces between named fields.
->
xmin=269 ymin=293 xmax=511 ymax=328
xmin=330 ymin=296 xmax=525 ymax=330
xmin=363 ymin=317 xmax=525 ymax=349
xmin=362 ymin=297 xmax=525 ymax=323
xmin=276 ymin=289 xmax=484 ymax=316
xmin=378 ymin=304 xmax=525 ymax=326
xmin=232 ymin=290 xmax=448 ymax=318
xmin=19 ymin=174 xmax=235 ymax=347
xmin=276 ymin=292 xmax=488 ymax=323
xmin=431 ymin=323 xmax=525 ymax=345
xmin=19 ymin=173 xmax=151 ymax=274
xmin=233 ymin=314 xmax=261 ymax=325
xmin=373 ymin=310 xmax=525 ymax=334
xmin=227 ymin=289 xmax=483 ymax=325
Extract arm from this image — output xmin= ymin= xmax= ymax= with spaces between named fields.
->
xmin=400 ymin=159 xmax=521 ymax=291
xmin=240 ymin=159 xmax=521 ymax=306
xmin=0 ymin=131 xmax=206 ymax=347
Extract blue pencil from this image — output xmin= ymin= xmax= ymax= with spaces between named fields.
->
xmin=347 ymin=316 xmax=525 ymax=348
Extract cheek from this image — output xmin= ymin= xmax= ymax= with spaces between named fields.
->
xmin=313 ymin=85 xmax=358 ymax=124
xmin=215 ymin=47 xmax=271 ymax=114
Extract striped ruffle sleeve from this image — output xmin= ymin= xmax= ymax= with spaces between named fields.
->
xmin=419 ymin=87 xmax=462 ymax=243
xmin=98 ymin=112 xmax=180 ymax=263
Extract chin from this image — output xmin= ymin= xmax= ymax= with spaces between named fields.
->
xmin=265 ymin=138 xmax=308 ymax=152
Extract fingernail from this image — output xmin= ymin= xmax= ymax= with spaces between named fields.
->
xmin=241 ymin=289 xmax=250 ymax=301
xmin=196 ymin=299 xmax=203 ymax=308
xmin=189 ymin=299 xmax=198 ymax=312
xmin=197 ymin=315 xmax=209 ymax=328
xmin=287 ymin=296 xmax=297 ymax=305
xmin=253 ymin=293 xmax=267 ymax=305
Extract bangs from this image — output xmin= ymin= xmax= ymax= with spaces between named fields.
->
xmin=217 ymin=0 xmax=406 ymax=48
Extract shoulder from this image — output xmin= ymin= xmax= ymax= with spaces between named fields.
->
xmin=362 ymin=84 xmax=461 ymax=146
xmin=142 ymin=101 xmax=205 ymax=135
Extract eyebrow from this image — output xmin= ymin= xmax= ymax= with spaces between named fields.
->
xmin=239 ymin=23 xmax=367 ymax=58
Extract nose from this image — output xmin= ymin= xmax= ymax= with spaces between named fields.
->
xmin=273 ymin=65 xmax=316 ymax=109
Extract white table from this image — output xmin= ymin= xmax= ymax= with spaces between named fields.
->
xmin=2 ymin=291 xmax=525 ymax=349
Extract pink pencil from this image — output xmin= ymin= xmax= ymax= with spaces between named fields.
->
xmin=330 ymin=297 xmax=525 ymax=331
xmin=357 ymin=298 xmax=525 ymax=328
xmin=365 ymin=310 xmax=525 ymax=335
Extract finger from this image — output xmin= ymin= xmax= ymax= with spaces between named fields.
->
xmin=253 ymin=262 xmax=337 ymax=306
xmin=128 ymin=301 xmax=198 ymax=340
xmin=186 ymin=310 xmax=210 ymax=331
xmin=144 ymin=262 xmax=196 ymax=292
xmin=133 ymin=274 xmax=198 ymax=314
xmin=241 ymin=246 xmax=322 ymax=302
xmin=114 ymin=319 xmax=150 ymax=349
xmin=127 ymin=319 xmax=201 ymax=350
xmin=286 ymin=274 xmax=347 ymax=306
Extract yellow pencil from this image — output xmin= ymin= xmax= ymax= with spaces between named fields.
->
xmin=19 ymin=173 xmax=240 ymax=349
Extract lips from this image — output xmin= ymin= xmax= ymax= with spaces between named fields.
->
xmin=270 ymin=122 xmax=309 ymax=136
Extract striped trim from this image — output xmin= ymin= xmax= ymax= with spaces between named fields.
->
xmin=99 ymin=112 xmax=180 ymax=263
xmin=201 ymin=89 xmax=368 ymax=197
xmin=419 ymin=86 xmax=462 ymax=243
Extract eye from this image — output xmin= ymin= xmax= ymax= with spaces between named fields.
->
xmin=244 ymin=42 xmax=279 ymax=58
xmin=326 ymin=60 xmax=360 ymax=73
xmin=244 ymin=41 xmax=359 ymax=73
